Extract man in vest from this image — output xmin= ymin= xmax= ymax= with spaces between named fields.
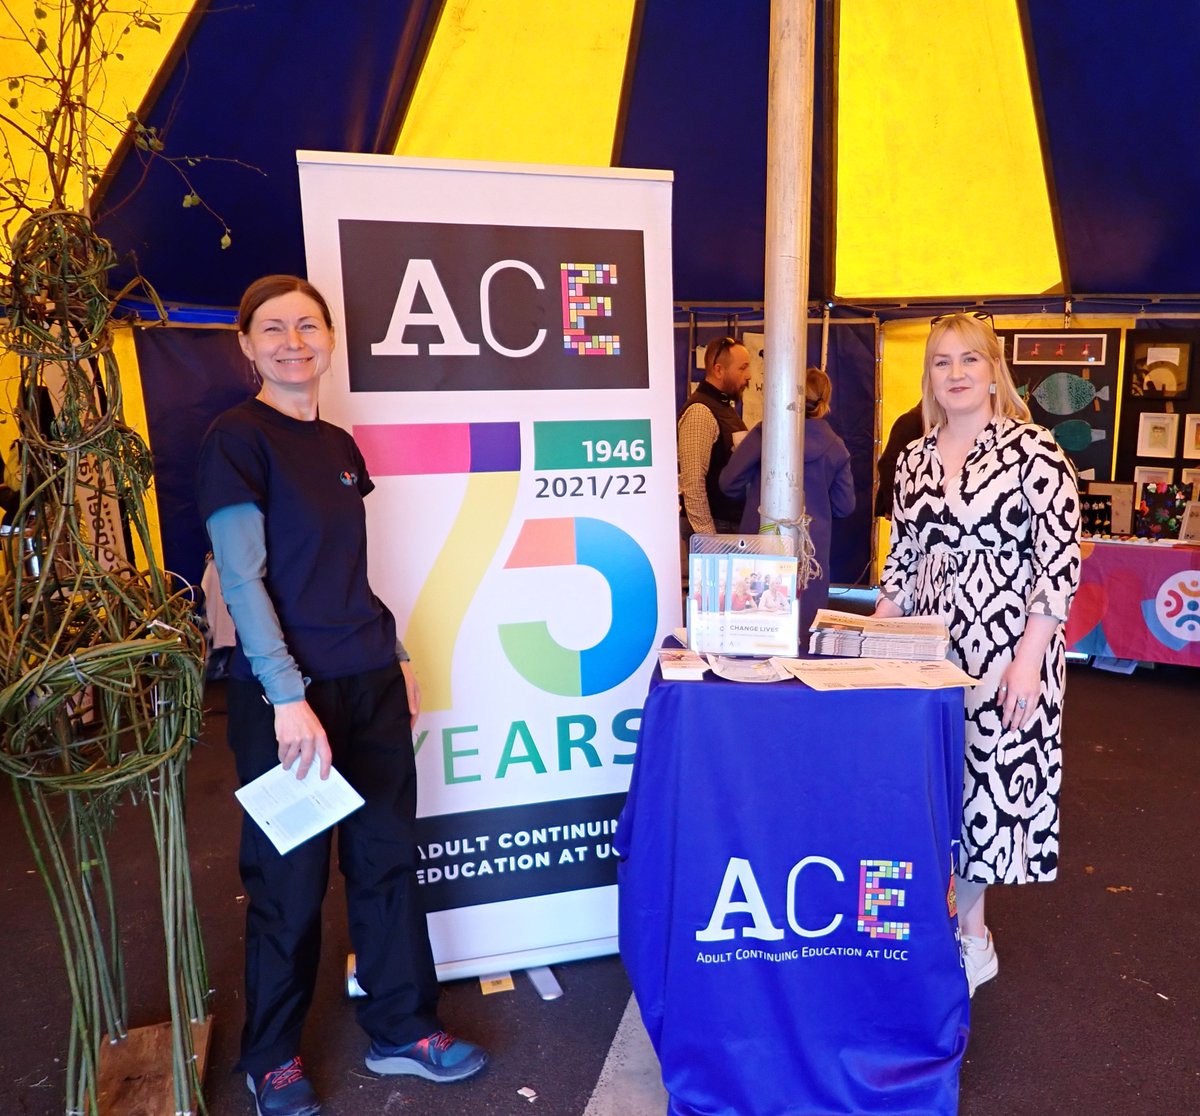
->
xmin=679 ymin=336 xmax=752 ymax=536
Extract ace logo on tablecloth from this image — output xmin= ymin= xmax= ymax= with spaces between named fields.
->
xmin=695 ymin=855 xmax=913 ymax=947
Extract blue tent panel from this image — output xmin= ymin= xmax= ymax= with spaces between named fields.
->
xmin=97 ymin=0 xmax=439 ymax=308
xmin=617 ymin=0 xmax=829 ymax=303
xmin=1026 ymin=3 xmax=1200 ymax=294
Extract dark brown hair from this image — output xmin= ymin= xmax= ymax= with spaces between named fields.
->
xmin=704 ymin=336 xmax=739 ymax=376
xmin=238 ymin=274 xmax=333 ymax=333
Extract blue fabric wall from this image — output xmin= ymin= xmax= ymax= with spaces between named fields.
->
xmin=136 ymin=328 xmax=252 ymax=589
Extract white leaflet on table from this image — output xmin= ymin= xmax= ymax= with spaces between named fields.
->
xmin=773 ymin=657 xmax=980 ymax=691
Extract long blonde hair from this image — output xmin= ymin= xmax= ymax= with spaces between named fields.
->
xmin=921 ymin=314 xmax=1030 ymax=431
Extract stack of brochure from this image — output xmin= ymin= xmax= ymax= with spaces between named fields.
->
xmin=808 ymin=609 xmax=950 ymax=661
xmin=658 ymin=647 xmax=709 ymax=681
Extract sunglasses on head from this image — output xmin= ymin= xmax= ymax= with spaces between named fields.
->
xmin=930 ymin=310 xmax=995 ymax=332
xmin=709 ymin=336 xmax=738 ymax=359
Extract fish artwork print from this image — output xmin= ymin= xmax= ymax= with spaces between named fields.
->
xmin=1052 ymin=419 xmax=1107 ymax=452
xmin=1020 ymin=372 xmax=1110 ymax=415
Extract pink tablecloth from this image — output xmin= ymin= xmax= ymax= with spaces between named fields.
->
xmin=1066 ymin=540 xmax=1200 ymax=666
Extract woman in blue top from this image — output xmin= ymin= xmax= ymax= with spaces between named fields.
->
xmin=719 ymin=366 xmax=856 ymax=636
xmin=196 ymin=275 xmax=487 ymax=1116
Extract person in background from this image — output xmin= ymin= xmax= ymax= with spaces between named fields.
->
xmin=719 ymin=366 xmax=856 ymax=636
xmin=874 ymin=401 xmax=924 ymax=518
xmin=196 ymin=275 xmax=487 ymax=1116
xmin=678 ymin=336 xmax=752 ymax=537
xmin=873 ymin=312 xmax=1081 ymax=999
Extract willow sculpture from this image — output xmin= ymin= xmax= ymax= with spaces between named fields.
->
xmin=0 ymin=210 xmax=209 ymax=1113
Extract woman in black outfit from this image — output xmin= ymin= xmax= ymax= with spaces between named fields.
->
xmin=197 ymin=275 xmax=487 ymax=1116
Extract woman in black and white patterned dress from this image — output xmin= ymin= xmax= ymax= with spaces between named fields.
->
xmin=874 ymin=313 xmax=1081 ymax=998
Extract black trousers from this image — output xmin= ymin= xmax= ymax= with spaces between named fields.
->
xmin=227 ymin=663 xmax=441 ymax=1076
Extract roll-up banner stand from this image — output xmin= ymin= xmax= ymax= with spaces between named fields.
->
xmin=297 ymin=153 xmax=680 ymax=979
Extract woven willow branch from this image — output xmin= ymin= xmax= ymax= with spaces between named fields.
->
xmin=1 ymin=210 xmax=209 ymax=1116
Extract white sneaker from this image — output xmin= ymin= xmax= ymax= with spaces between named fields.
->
xmin=962 ymin=928 xmax=998 ymax=997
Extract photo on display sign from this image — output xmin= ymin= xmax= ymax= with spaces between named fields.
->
xmin=1127 ymin=339 xmax=1192 ymax=398
xmin=686 ymin=536 xmax=799 ymax=658
xmin=1136 ymin=411 xmax=1180 ymax=458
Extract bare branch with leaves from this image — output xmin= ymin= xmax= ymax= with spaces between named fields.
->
xmin=1 ymin=0 xmax=246 ymax=267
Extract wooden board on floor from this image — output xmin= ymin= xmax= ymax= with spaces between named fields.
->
xmin=95 ymin=1017 xmax=213 ymax=1116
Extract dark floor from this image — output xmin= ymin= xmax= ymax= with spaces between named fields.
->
xmin=1 ymin=662 xmax=1198 ymax=1116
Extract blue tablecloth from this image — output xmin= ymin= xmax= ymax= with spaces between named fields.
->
xmin=616 ymin=668 xmax=970 ymax=1116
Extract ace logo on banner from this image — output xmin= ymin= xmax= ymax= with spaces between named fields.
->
xmin=339 ymin=220 xmax=649 ymax=392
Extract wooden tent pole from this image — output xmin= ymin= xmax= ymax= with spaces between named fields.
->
xmin=760 ymin=0 xmax=816 ymax=564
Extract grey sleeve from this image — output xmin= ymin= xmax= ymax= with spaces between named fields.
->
xmin=206 ymin=503 xmax=306 ymax=705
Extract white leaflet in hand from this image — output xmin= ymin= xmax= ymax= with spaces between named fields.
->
xmin=234 ymin=762 xmax=365 ymax=855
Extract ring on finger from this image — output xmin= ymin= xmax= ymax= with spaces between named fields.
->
xmin=1016 ymin=697 xmax=1028 ymax=709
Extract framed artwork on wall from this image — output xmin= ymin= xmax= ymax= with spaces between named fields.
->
xmin=998 ymin=328 xmax=1120 ymax=482
xmin=1128 ymin=339 xmax=1191 ymax=399
xmin=1181 ymin=467 xmax=1200 ymax=499
xmin=1136 ymin=412 xmax=1179 ymax=458
xmin=1134 ymin=465 xmax=1175 ymax=487
xmin=1012 ymin=333 xmax=1107 ymax=365
xmin=1183 ymin=414 xmax=1200 ymax=459
xmin=1133 ymin=484 xmax=1192 ymax=539
xmin=1080 ymin=493 xmax=1112 ymax=535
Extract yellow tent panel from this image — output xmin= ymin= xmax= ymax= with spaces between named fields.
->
xmin=836 ymin=0 xmax=1061 ymax=299
xmin=394 ymin=0 xmax=637 ymax=166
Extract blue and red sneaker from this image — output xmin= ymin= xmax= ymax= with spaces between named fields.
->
xmin=245 ymin=1055 xmax=320 ymax=1116
xmin=365 ymin=1030 xmax=488 ymax=1082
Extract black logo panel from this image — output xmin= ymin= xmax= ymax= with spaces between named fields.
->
xmin=339 ymin=220 xmax=648 ymax=392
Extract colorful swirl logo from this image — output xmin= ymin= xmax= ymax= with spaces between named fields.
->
xmin=500 ymin=517 xmax=657 ymax=696
xmin=1155 ymin=572 xmax=1200 ymax=642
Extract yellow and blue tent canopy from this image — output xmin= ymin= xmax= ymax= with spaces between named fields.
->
xmin=4 ymin=0 xmax=1199 ymax=584
xmin=4 ymin=0 xmax=1196 ymax=307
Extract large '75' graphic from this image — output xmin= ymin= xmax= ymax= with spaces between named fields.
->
xmin=354 ymin=421 xmax=658 ymax=706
